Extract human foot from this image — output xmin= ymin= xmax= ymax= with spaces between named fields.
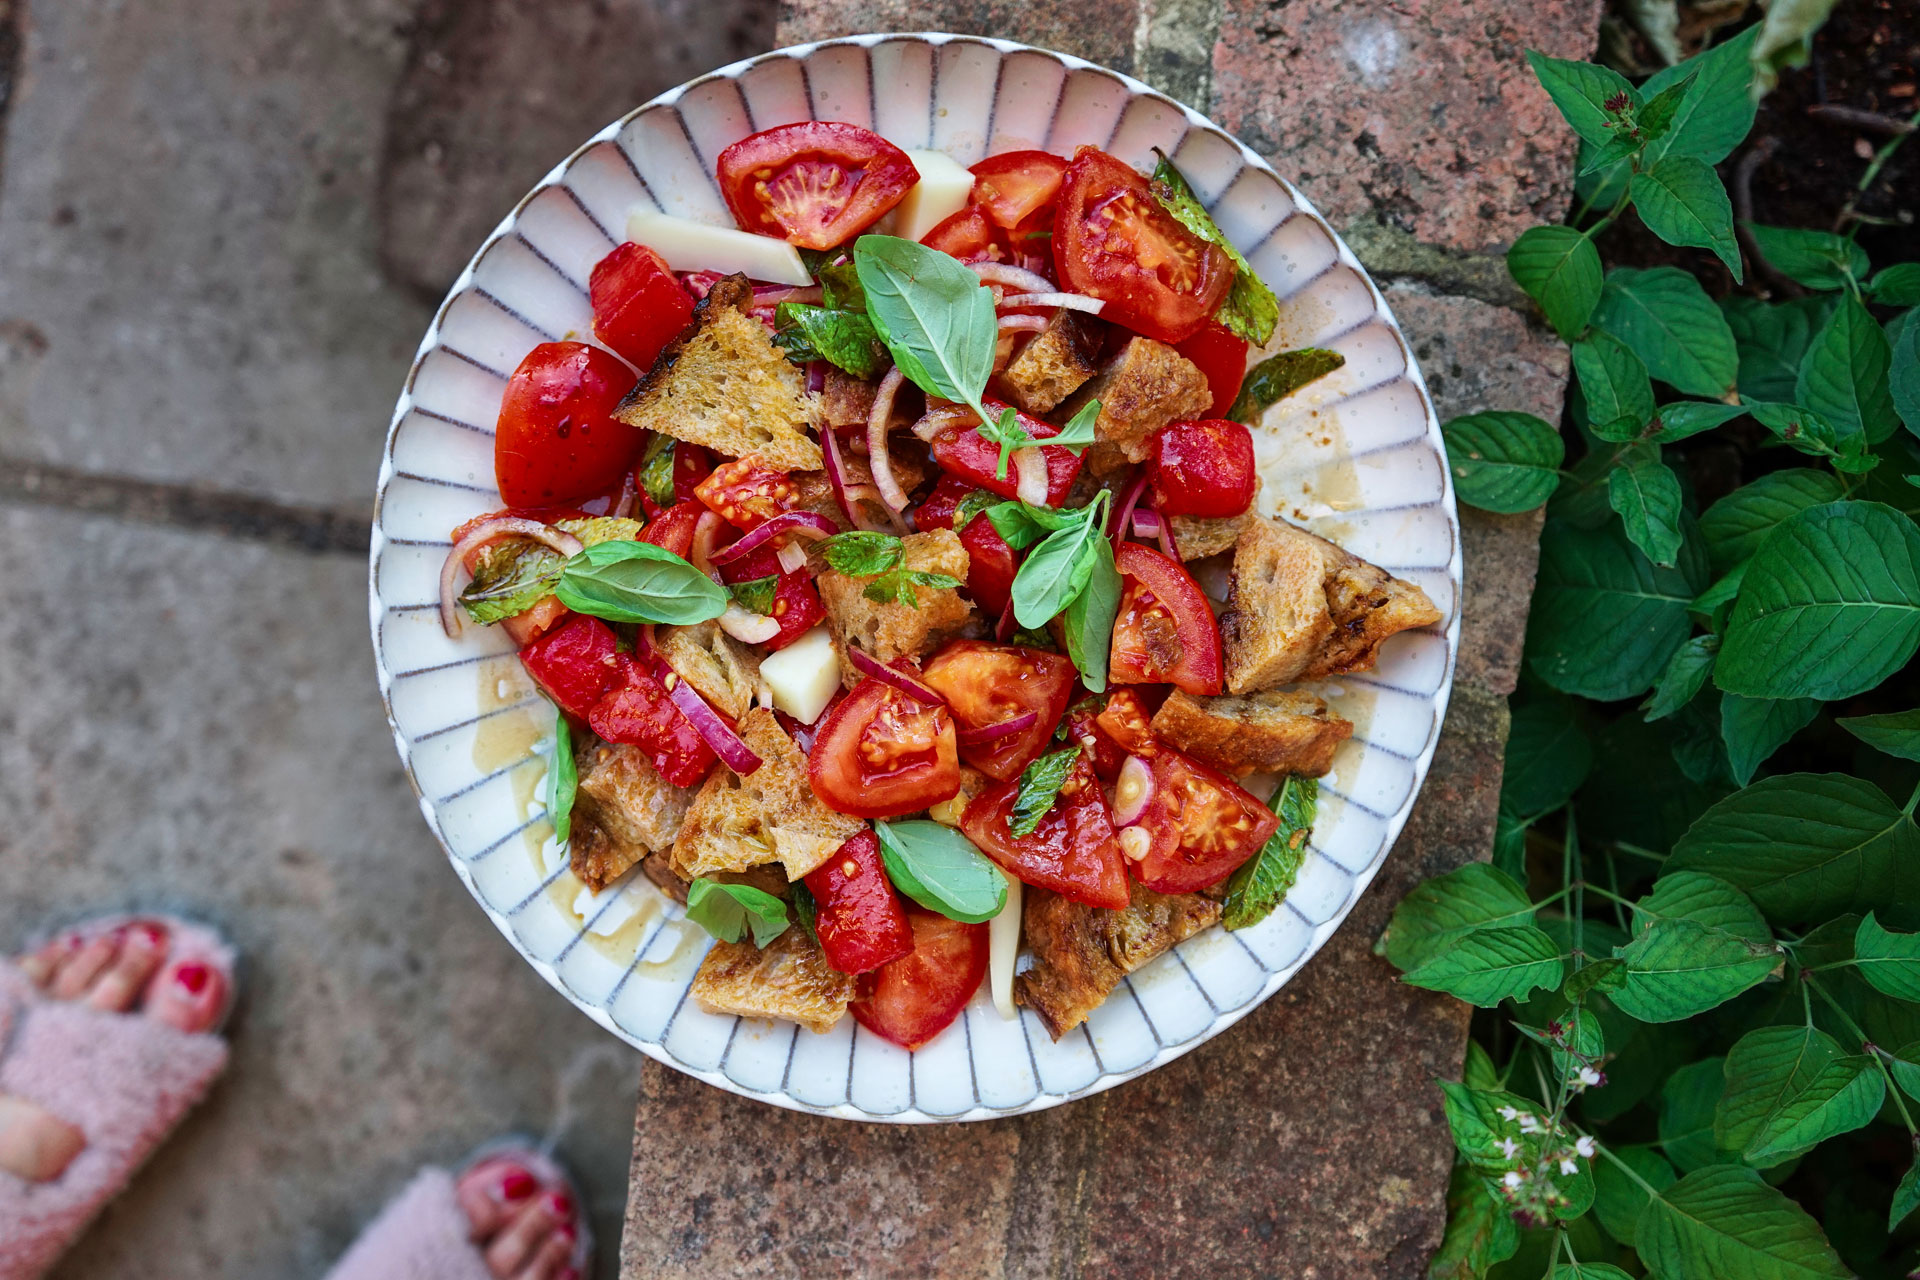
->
xmin=0 ymin=919 xmax=231 ymax=1181
xmin=453 ymin=1154 xmax=584 ymax=1280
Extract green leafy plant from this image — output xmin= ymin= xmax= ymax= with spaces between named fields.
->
xmin=1421 ymin=17 xmax=1920 ymax=1277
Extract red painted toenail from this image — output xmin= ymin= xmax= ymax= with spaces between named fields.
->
xmin=137 ymin=923 xmax=167 ymax=946
xmin=546 ymin=1190 xmax=573 ymax=1217
xmin=174 ymin=963 xmax=212 ymax=995
xmin=555 ymin=1223 xmax=577 ymax=1245
xmin=500 ymin=1170 xmax=536 ymax=1200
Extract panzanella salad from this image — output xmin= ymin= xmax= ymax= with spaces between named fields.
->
xmin=442 ymin=124 xmax=1442 ymax=1048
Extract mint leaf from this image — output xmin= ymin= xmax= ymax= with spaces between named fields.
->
xmin=1717 ymin=502 xmax=1920 ymax=701
xmin=1743 ymin=223 xmax=1867 ymax=292
xmin=1403 ymin=925 xmax=1566 ymax=1006
xmin=729 ymin=574 xmax=780 ymax=616
xmin=862 ymin=568 xmax=963 ymax=609
xmin=1720 ymin=695 xmax=1820 ymax=787
xmin=1699 ymin=468 xmax=1845 ymax=575
xmin=1226 ymin=348 xmax=1344 ymax=424
xmin=1636 ymin=1166 xmax=1851 ymax=1278
xmin=1854 ymin=912 xmax=1920 ymax=1002
xmin=1632 ymin=156 xmax=1742 ymax=280
xmin=1441 ymin=411 xmax=1564 ymax=513
xmin=1594 ymin=1146 xmax=1677 ymax=1248
xmin=1379 ymin=863 xmax=1534 ymax=972
xmin=1592 ymin=266 xmax=1738 ymax=398
xmin=1836 ymin=708 xmax=1920 ymax=761
xmin=1869 ymin=262 xmax=1920 ymax=306
xmin=772 ymin=301 xmax=889 ymax=380
xmin=554 ymin=540 xmax=729 ymax=626
xmin=874 ymin=820 xmax=1007 ymax=923
xmin=1527 ymin=517 xmax=1706 ymax=700
xmin=685 ymin=877 xmax=791 ymax=948
xmin=1150 ymin=150 xmax=1278 ymax=345
xmin=816 ymin=259 xmax=865 ymax=311
xmin=1609 ymin=452 xmax=1685 ymax=568
xmin=1059 ymin=532 xmax=1120 ymax=693
xmin=854 ymin=234 xmax=997 ymax=415
xmin=1525 ymin=50 xmax=1637 ymax=147
xmin=1009 ymin=746 xmax=1080 ymax=838
xmin=1797 ymin=294 xmax=1898 ymax=444
xmin=1502 ymin=695 xmax=1592 ymax=819
xmin=1668 ymin=773 xmax=1920 ymax=923
xmin=1222 ymin=774 xmax=1317 ymax=930
xmin=548 ymin=712 xmax=578 ymax=844
xmin=1611 ymin=917 xmax=1778 ymax=1022
xmin=974 ymin=398 xmax=1100 ymax=481
xmin=1509 ymin=225 xmax=1604 ymax=341
xmin=818 ymin=530 xmax=905 ymax=576
xmin=1574 ymin=330 xmax=1655 ymax=431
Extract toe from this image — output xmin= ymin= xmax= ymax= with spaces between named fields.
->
xmin=457 ymin=1158 xmax=540 ymax=1243
xmin=510 ymin=1230 xmax=576 ymax=1280
xmin=145 ymin=959 xmax=228 ymax=1034
xmin=484 ymin=1192 xmax=567 ymax=1278
xmin=47 ymin=930 xmax=121 ymax=1001
xmin=86 ymin=921 xmax=168 ymax=1013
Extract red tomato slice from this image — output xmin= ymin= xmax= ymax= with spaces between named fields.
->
xmin=957 ymin=514 xmax=1020 ymax=618
xmin=637 ymin=499 xmax=705 ymax=559
xmin=961 ymin=755 xmax=1129 ymax=909
xmin=921 ymin=641 xmax=1075 ymax=781
xmin=849 ymin=905 xmax=989 ymax=1050
xmin=1111 ymin=542 xmax=1224 ymax=695
xmin=912 ymin=474 xmax=974 ymax=532
xmin=928 ymin=402 xmax=1081 ymax=505
xmin=1150 ymin=418 xmax=1257 ymax=518
xmin=804 ymin=829 xmax=915 ymax=975
xmin=921 ymin=205 xmax=1009 ymax=262
xmin=807 ymin=676 xmax=962 ymax=818
xmin=693 ymin=455 xmax=803 ymax=531
xmin=1054 ymin=147 xmax=1234 ymax=344
xmin=590 ymin=243 xmax=694 ymax=369
xmin=501 ymin=596 xmax=570 ymax=647
xmin=1129 ymin=748 xmax=1278 ymax=893
xmin=970 ymin=150 xmax=1068 ymax=230
xmin=495 ymin=342 xmax=642 ymax=507
xmin=519 ymin=615 xmax=623 ymax=719
xmin=717 ymin=122 xmax=919 ymax=251
xmin=1094 ymin=687 xmax=1158 ymax=756
xmin=1175 ymin=323 xmax=1251 ymax=419
xmin=586 ymin=656 xmax=717 ymax=789
xmin=716 ymin=544 xmax=826 ymax=652
xmin=1062 ymin=698 xmax=1129 ymax=780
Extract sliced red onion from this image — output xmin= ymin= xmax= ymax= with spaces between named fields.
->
xmin=660 ymin=664 xmax=763 ymax=774
xmin=439 ymin=518 xmax=584 ymax=638
xmin=1113 ymin=755 xmax=1156 ymax=826
xmin=912 ymin=403 xmax=981 ymax=442
xmin=690 ymin=511 xmax=727 ymax=580
xmin=716 ymin=602 xmax=782 ymax=644
xmin=819 ymin=418 xmax=863 ymax=529
xmin=806 ymin=361 xmax=827 ymax=394
xmin=997 ymin=313 xmax=1050 ymax=334
xmin=1151 ymin=495 xmax=1181 ymax=561
xmin=1110 ymin=471 xmax=1149 ymax=551
xmin=1000 ymin=292 xmax=1105 ymax=314
xmin=839 ymin=483 xmax=896 ymax=534
xmin=708 ymin=510 xmax=838 ymax=567
xmin=1013 ymin=447 xmax=1049 ymax=506
xmin=970 ymin=262 xmax=1055 ymax=294
xmin=609 ymin=473 xmax=639 ymax=520
xmin=753 ymin=284 xmax=823 ymax=307
xmin=1130 ymin=508 xmax=1163 ymax=536
xmin=776 ymin=541 xmax=809 ymax=574
xmin=956 ymin=712 xmax=1038 ymax=745
xmin=866 ymin=367 xmax=911 ymax=513
xmin=847 ymin=646 xmax=944 ymax=705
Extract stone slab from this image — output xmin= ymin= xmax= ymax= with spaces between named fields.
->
xmin=0 ymin=507 xmax=638 ymax=1279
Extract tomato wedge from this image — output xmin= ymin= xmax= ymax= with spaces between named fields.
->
xmin=519 ymin=614 xmax=622 ymax=719
xmin=957 ymin=514 xmax=1020 ymax=618
xmin=1127 ymin=748 xmax=1278 ymax=893
xmin=1174 ymin=323 xmax=1251 ymax=419
xmin=693 ymin=455 xmax=803 ymax=531
xmin=495 ymin=342 xmax=642 ymax=507
xmin=804 ymin=829 xmax=915 ymax=975
xmin=849 ymin=905 xmax=989 ymax=1050
xmin=911 ymin=475 xmax=973 ymax=532
xmin=716 ymin=543 xmax=826 ymax=652
xmin=1094 ymin=687 xmax=1158 ymax=756
xmin=807 ymin=675 xmax=961 ymax=818
xmin=590 ymin=242 xmax=694 ymax=369
xmin=1062 ymin=697 xmax=1129 ymax=780
xmin=586 ymin=655 xmax=718 ymax=789
xmin=928 ymin=402 xmax=1081 ymax=505
xmin=961 ymin=755 xmax=1129 ymax=909
xmin=636 ymin=499 xmax=705 ymax=559
xmin=716 ymin=122 xmax=919 ymax=251
xmin=970 ymin=150 xmax=1068 ymax=230
xmin=1054 ymin=147 xmax=1234 ymax=344
xmin=921 ymin=205 xmax=1007 ymax=262
xmin=921 ymin=641 xmax=1075 ymax=780
xmin=1111 ymin=542 xmax=1224 ymax=695
xmin=1149 ymin=418 xmax=1257 ymax=518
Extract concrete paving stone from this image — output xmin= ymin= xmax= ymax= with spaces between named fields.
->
xmin=0 ymin=506 xmax=636 ymax=1280
xmin=776 ymin=0 xmax=1142 ymax=79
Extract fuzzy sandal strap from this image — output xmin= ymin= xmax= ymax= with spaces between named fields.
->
xmin=322 ymin=1167 xmax=495 ymax=1280
xmin=0 ymin=967 xmax=229 ymax=1280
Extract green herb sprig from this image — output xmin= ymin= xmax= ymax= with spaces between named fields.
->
xmin=873 ymin=820 xmax=1007 ymax=923
xmin=816 ymin=530 xmax=964 ymax=609
xmin=553 ymin=540 xmax=728 ymax=626
xmin=685 ymin=878 xmax=790 ymax=948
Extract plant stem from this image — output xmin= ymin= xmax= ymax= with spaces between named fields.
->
xmin=1603 ymin=843 xmax=1629 ymax=932
xmin=1567 ymin=804 xmax=1585 ymax=971
xmin=1594 ymin=1136 xmax=1663 ymax=1195
xmin=1838 ymin=108 xmax=1920 ymax=231
xmin=1613 ymin=842 xmax=1668 ymax=863
xmin=1805 ymin=974 xmax=1918 ymax=1135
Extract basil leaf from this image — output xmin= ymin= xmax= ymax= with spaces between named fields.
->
xmin=639 ymin=433 xmax=678 ymax=507
xmin=953 ymin=490 xmax=1007 ymax=531
xmin=772 ymin=301 xmax=889 ymax=381
xmin=791 ymin=881 xmax=820 ymax=949
xmin=1222 ymin=774 xmax=1317 ymax=929
xmin=729 ymin=574 xmax=780 ymax=616
xmin=862 ymin=568 xmax=963 ymax=609
xmin=685 ymin=878 xmax=791 ymax=948
xmin=460 ymin=516 xmax=644 ymax=625
xmin=854 ymin=234 xmax=997 ymax=409
xmin=818 ymin=530 xmax=905 ymax=576
xmin=874 ymin=820 xmax=1007 ymax=923
xmin=986 ymin=500 xmax=1081 ymax=550
xmin=1149 ymin=150 xmax=1278 ymax=345
xmin=1060 ymin=533 xmax=1120 ymax=693
xmin=553 ymin=540 xmax=728 ymax=625
xmin=548 ymin=712 xmax=578 ymax=845
xmin=1010 ymin=747 xmax=1080 ymax=838
xmin=1011 ymin=493 xmax=1109 ymax=630
xmin=1227 ymin=348 xmax=1345 ymax=424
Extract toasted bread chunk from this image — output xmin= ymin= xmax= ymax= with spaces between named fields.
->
xmin=1058 ymin=337 xmax=1212 ymax=477
xmin=570 ymin=741 xmax=699 ymax=892
xmin=1015 ymin=882 xmax=1222 ymax=1039
xmin=1151 ymin=689 xmax=1353 ymax=777
xmin=657 ymin=620 xmax=761 ymax=720
xmin=1170 ymin=510 xmax=1257 ymax=561
xmin=791 ymin=447 xmax=932 ymax=533
xmin=637 ymin=854 xmax=782 ymax=905
xmin=614 ymin=274 xmax=823 ymax=470
xmin=691 ymin=926 xmax=854 ymax=1034
xmin=640 ymin=852 xmax=690 ymax=904
xmin=1220 ymin=517 xmax=1442 ymax=692
xmin=816 ymin=528 xmax=978 ymax=672
xmin=999 ymin=310 xmax=1104 ymax=414
xmin=671 ymin=708 xmax=865 ymax=882
xmin=820 ymin=368 xmax=879 ymax=428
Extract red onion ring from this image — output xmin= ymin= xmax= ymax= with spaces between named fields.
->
xmin=708 ymin=510 xmax=838 ymax=567
xmin=839 ymin=483 xmax=895 ymax=533
xmin=1151 ymin=495 xmax=1181 ymax=561
xmin=753 ymin=284 xmax=823 ymax=307
xmin=847 ymin=646 xmax=944 ymax=706
xmin=659 ymin=663 xmax=763 ymax=774
xmin=439 ymin=518 xmax=584 ymax=638
xmin=1110 ymin=471 xmax=1149 ymax=552
xmin=866 ymin=367 xmax=911 ymax=513
xmin=819 ymin=419 xmax=864 ymax=529
xmin=997 ymin=314 xmax=1049 ymax=334
xmin=999 ymin=292 xmax=1105 ymax=313
xmin=911 ymin=403 xmax=981 ymax=442
xmin=806 ymin=361 xmax=828 ymax=394
xmin=690 ymin=511 xmax=727 ymax=580
xmin=1129 ymin=508 xmax=1163 ymax=536
xmin=1013 ymin=448 xmax=1049 ymax=506
xmin=1113 ymin=755 xmax=1156 ymax=826
xmin=970 ymin=262 xmax=1055 ymax=294
xmin=956 ymin=711 xmax=1039 ymax=745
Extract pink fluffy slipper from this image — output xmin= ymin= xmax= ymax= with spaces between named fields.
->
xmin=0 ymin=915 xmax=234 ymax=1280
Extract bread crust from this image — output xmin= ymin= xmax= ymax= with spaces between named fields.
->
xmin=1150 ymin=689 xmax=1353 ymax=778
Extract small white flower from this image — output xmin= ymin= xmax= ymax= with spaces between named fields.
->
xmin=1497 ymin=1106 xmax=1520 ymax=1121
xmin=1560 ymin=1158 xmax=1579 ymax=1176
xmin=1578 ymin=1067 xmax=1603 ymax=1088
xmin=1575 ymin=1136 xmax=1597 ymax=1158
xmin=1517 ymin=1114 xmax=1543 ymax=1134
xmin=1500 ymin=1138 xmax=1520 ymax=1160
xmin=1503 ymin=1171 xmax=1524 ymax=1189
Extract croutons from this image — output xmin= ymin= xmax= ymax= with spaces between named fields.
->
xmin=671 ymin=708 xmax=865 ymax=882
xmin=657 ymin=620 xmax=761 ymax=720
xmin=1015 ymin=882 xmax=1222 ymax=1039
xmin=791 ymin=448 xmax=933 ymax=533
xmin=1150 ymin=689 xmax=1354 ymax=778
xmin=820 ymin=368 xmax=879 ymax=429
xmin=569 ymin=741 xmax=699 ymax=892
xmin=815 ymin=528 xmax=979 ymax=671
xmin=690 ymin=926 xmax=854 ymax=1034
xmin=613 ymin=274 xmax=824 ymax=471
xmin=1170 ymin=511 xmax=1256 ymax=561
xmin=1058 ymin=337 xmax=1212 ymax=477
xmin=998 ymin=310 xmax=1104 ymax=415
xmin=1219 ymin=517 xmax=1442 ymax=693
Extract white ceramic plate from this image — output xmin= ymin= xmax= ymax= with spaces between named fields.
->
xmin=370 ymin=32 xmax=1461 ymax=1123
